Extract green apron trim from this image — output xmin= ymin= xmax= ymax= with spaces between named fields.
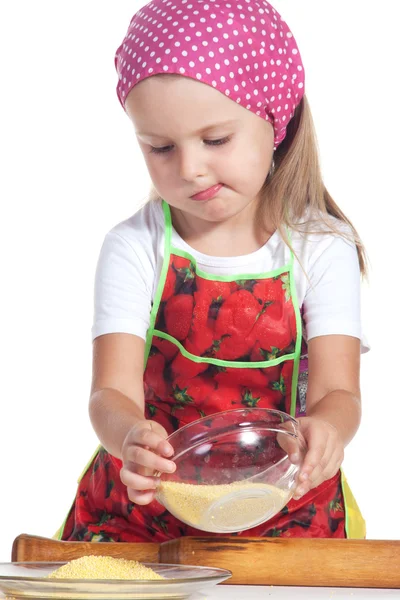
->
xmin=53 ymin=444 xmax=103 ymax=540
xmin=55 ymin=201 xmax=173 ymax=540
xmin=54 ymin=514 xmax=69 ymax=541
xmin=170 ymin=246 xmax=293 ymax=281
xmin=153 ymin=329 xmax=297 ymax=369
xmin=55 ymin=199 xmax=303 ymax=539
xmin=144 ymin=200 xmax=172 ymax=366
xmin=76 ymin=444 xmax=103 ymax=484
xmin=150 ymin=200 xmax=302 ymax=410
xmin=288 ymin=249 xmax=301 ymax=418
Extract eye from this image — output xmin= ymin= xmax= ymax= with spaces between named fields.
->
xmin=149 ymin=136 xmax=231 ymax=155
xmin=150 ymin=145 xmax=173 ymax=155
xmin=204 ymin=136 xmax=231 ymax=146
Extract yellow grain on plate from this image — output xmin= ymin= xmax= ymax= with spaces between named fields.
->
xmin=47 ymin=556 xmax=164 ymax=580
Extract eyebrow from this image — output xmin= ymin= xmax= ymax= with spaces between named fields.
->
xmin=136 ymin=119 xmax=239 ymax=138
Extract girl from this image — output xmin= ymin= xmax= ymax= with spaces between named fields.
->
xmin=58 ymin=0 xmax=368 ymax=541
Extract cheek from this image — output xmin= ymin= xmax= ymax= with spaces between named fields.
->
xmin=250 ymin=144 xmax=273 ymax=181
xmin=144 ymin=157 xmax=170 ymax=188
xmin=224 ymin=135 xmax=272 ymax=186
xmin=139 ymin=142 xmax=171 ymax=187
xmin=232 ymin=152 xmax=270 ymax=190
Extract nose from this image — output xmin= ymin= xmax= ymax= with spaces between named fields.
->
xmin=178 ymin=145 xmax=207 ymax=182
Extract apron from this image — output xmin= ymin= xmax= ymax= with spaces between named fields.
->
xmin=57 ymin=201 xmax=365 ymax=542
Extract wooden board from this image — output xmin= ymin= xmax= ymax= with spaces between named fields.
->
xmin=12 ymin=534 xmax=159 ymax=563
xmin=12 ymin=534 xmax=400 ymax=588
xmin=160 ymin=536 xmax=400 ymax=588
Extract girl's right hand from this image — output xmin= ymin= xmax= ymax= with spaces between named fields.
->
xmin=119 ymin=420 xmax=176 ymax=505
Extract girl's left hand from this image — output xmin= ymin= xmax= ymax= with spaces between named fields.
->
xmin=293 ymin=416 xmax=344 ymax=500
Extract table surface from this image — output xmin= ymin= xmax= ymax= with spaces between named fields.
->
xmin=200 ymin=585 xmax=400 ymax=599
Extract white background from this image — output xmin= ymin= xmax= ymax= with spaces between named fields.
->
xmin=1 ymin=1 xmax=399 ymax=562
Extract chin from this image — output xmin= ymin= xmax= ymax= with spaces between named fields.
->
xmin=198 ymin=200 xmax=249 ymax=222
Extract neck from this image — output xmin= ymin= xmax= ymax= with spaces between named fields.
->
xmin=170 ymin=201 xmax=275 ymax=257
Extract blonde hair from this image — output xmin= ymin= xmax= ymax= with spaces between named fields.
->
xmin=259 ymin=95 xmax=367 ymax=277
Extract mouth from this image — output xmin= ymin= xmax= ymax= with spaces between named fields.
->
xmin=190 ymin=183 xmax=223 ymax=202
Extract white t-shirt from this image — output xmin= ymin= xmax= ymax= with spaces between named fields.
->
xmin=92 ymin=199 xmax=369 ymax=353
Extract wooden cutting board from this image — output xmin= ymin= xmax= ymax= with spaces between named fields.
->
xmin=12 ymin=534 xmax=400 ymax=589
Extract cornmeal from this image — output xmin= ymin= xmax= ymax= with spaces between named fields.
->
xmin=47 ymin=556 xmax=164 ymax=580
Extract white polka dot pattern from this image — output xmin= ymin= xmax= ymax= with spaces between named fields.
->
xmin=115 ymin=0 xmax=305 ymax=148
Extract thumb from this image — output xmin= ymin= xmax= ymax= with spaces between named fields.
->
xmin=276 ymin=430 xmax=305 ymax=465
xmin=148 ymin=419 xmax=169 ymax=439
xmin=148 ymin=420 xmax=174 ymax=456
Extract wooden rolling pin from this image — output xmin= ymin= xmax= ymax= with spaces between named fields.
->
xmin=12 ymin=534 xmax=400 ymax=588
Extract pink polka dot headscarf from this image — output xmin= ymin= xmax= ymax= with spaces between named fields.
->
xmin=115 ymin=0 xmax=305 ymax=148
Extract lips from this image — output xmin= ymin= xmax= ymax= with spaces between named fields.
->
xmin=190 ymin=183 xmax=223 ymax=201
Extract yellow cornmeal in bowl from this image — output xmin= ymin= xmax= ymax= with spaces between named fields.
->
xmin=158 ymin=480 xmax=290 ymax=531
xmin=47 ymin=556 xmax=164 ymax=580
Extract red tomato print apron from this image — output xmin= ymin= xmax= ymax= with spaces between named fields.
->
xmin=58 ymin=202 xmax=365 ymax=541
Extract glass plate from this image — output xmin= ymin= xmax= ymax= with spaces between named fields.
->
xmin=0 ymin=562 xmax=231 ymax=600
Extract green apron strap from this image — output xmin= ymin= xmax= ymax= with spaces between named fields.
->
xmin=144 ymin=200 xmax=173 ymax=366
xmin=285 ymin=228 xmax=301 ymax=418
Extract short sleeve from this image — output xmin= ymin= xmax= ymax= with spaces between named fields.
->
xmin=302 ymin=235 xmax=369 ymax=353
xmin=91 ymin=231 xmax=153 ymax=341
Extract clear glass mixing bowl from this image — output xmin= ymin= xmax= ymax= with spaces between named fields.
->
xmin=155 ymin=408 xmax=306 ymax=533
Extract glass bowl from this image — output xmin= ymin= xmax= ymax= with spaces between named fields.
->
xmin=155 ymin=408 xmax=305 ymax=533
xmin=0 ymin=562 xmax=231 ymax=600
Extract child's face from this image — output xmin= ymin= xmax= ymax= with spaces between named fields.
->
xmin=126 ymin=75 xmax=274 ymax=224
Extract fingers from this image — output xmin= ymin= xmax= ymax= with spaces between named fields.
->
xmin=120 ymin=468 xmax=160 ymax=491
xmin=299 ymin=437 xmax=327 ymax=480
xmin=131 ymin=423 xmax=174 ymax=457
xmin=124 ymin=445 xmax=176 ymax=475
xmin=120 ymin=465 xmax=159 ymax=505
xmin=293 ymin=418 xmax=344 ymax=500
xmin=276 ymin=430 xmax=305 ymax=466
xmin=127 ymin=489 xmax=157 ymax=505
xmin=276 ymin=431 xmax=300 ymax=462
xmin=119 ymin=420 xmax=176 ymax=506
